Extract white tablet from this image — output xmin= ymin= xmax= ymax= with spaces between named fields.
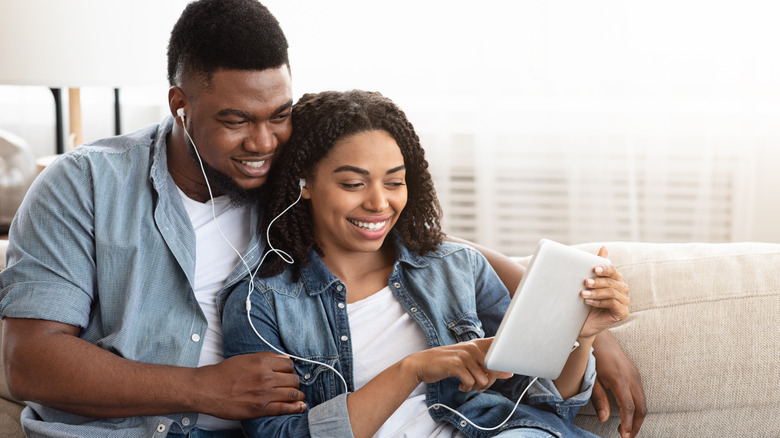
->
xmin=484 ymin=239 xmax=611 ymax=379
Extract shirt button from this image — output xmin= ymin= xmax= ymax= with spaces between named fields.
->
xmin=393 ymin=282 xmax=401 ymax=288
xmin=337 ymin=303 xmax=345 ymax=309
xmin=191 ymin=333 xmax=200 ymax=342
xmin=460 ymin=420 xmax=467 ymax=427
xmin=340 ymin=335 xmax=348 ymax=342
xmin=336 ymin=285 xmax=343 ymax=291
xmin=410 ymin=307 xmax=418 ymax=312
xmin=181 ymin=417 xmax=191 ymax=426
xmin=156 ymin=424 xmax=166 ymax=433
xmin=303 ymin=373 xmax=311 ymax=380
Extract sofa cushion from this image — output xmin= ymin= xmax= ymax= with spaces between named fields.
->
xmin=516 ymin=241 xmax=780 ymax=437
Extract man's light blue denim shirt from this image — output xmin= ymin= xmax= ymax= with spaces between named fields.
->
xmin=0 ymin=117 xmax=262 ymax=438
xmin=221 ymin=235 xmax=597 ymax=438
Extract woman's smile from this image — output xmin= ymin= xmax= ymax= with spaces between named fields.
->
xmin=348 ymin=216 xmax=392 ymax=237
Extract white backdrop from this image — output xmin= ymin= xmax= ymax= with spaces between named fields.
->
xmin=1 ymin=0 xmax=779 ymax=253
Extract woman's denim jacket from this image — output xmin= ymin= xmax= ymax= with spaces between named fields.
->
xmin=221 ymin=236 xmax=597 ymax=438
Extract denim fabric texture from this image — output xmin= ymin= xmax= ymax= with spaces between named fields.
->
xmin=167 ymin=428 xmax=245 ymax=438
xmin=221 ymin=235 xmax=597 ymax=438
xmin=0 ymin=117 xmax=261 ymax=437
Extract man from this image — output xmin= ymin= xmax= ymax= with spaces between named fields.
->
xmin=0 ymin=0 xmax=645 ymax=437
xmin=1 ymin=1 xmax=304 ymax=437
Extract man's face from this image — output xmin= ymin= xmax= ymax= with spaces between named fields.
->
xmin=178 ymin=66 xmax=293 ymax=203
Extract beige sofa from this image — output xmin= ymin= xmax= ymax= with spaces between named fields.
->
xmin=1 ymin=239 xmax=779 ymax=437
xmin=551 ymin=241 xmax=780 ymax=437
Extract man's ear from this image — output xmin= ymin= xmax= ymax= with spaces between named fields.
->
xmin=168 ymin=87 xmax=187 ymax=125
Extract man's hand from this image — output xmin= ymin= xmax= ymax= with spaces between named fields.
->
xmin=196 ymin=352 xmax=306 ymax=419
xmin=592 ymin=330 xmax=647 ymax=438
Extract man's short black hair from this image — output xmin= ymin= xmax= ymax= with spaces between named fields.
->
xmin=167 ymin=0 xmax=289 ymax=87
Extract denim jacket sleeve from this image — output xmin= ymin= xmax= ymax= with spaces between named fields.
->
xmin=529 ymin=349 xmax=596 ymax=422
xmin=235 ymin=393 xmax=352 ymax=438
xmin=221 ymin=280 xmax=355 ymax=438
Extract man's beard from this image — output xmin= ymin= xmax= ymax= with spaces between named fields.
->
xmin=187 ymin=142 xmax=263 ymax=207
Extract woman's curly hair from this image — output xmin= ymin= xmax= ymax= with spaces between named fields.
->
xmin=259 ymin=90 xmax=443 ymax=279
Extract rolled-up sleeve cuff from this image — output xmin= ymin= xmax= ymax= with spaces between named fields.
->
xmin=525 ymin=347 xmax=596 ymax=421
xmin=308 ymin=393 xmax=354 ymax=438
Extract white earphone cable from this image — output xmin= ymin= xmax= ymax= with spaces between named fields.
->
xmin=384 ymin=376 xmax=538 ymax=438
xmin=181 ymin=114 xmax=540 ymax=433
xmin=181 ymin=116 xmax=349 ymax=393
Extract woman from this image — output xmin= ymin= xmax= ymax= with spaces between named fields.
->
xmin=221 ymin=90 xmax=630 ymax=437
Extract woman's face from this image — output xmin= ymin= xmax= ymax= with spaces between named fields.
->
xmin=302 ymin=129 xmax=407 ymax=257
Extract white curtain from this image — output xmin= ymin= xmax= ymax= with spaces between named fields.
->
xmin=271 ymin=0 xmax=780 ymax=254
xmin=418 ymin=110 xmax=765 ymax=255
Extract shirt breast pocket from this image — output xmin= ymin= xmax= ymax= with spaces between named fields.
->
xmin=293 ymin=358 xmax=343 ymax=404
xmin=446 ymin=313 xmax=485 ymax=343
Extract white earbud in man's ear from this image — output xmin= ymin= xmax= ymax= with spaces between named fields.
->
xmin=177 ymin=107 xmax=185 ymax=121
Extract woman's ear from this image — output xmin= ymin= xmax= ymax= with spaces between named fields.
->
xmin=300 ymin=179 xmax=311 ymax=199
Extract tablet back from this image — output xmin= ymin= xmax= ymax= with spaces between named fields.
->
xmin=484 ymin=239 xmax=610 ymax=379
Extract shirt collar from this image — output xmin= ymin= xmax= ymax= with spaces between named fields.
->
xmin=298 ymin=231 xmax=430 ymax=297
xmin=150 ymin=115 xmax=175 ymax=195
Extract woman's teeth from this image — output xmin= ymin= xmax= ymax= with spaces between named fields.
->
xmin=349 ymin=219 xmax=387 ymax=232
xmin=242 ymin=160 xmax=265 ymax=168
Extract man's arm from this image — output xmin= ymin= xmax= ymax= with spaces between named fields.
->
xmin=445 ymin=236 xmax=647 ymax=437
xmin=2 ymin=318 xmax=306 ymax=419
xmin=445 ymin=236 xmax=525 ymax=293
xmin=590 ymin=329 xmax=647 ymax=438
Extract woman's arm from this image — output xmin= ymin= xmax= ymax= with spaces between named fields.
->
xmin=552 ymin=334 xmax=597 ymax=400
xmin=445 ymin=236 xmax=525 ymax=293
xmin=553 ymin=247 xmax=630 ymax=399
xmin=346 ymin=339 xmax=510 ymax=438
xmin=448 ymin=236 xmax=647 ymax=436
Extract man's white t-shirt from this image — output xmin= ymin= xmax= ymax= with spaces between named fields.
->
xmin=179 ymin=189 xmax=251 ymax=431
xmin=348 ymin=286 xmax=466 ymax=438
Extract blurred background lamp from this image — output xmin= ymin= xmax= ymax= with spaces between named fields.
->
xmin=0 ymin=0 xmax=178 ymax=154
xmin=0 ymin=0 xmax=183 ymax=231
